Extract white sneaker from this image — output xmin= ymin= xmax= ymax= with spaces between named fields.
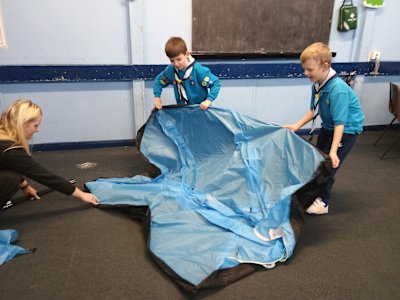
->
xmin=306 ymin=197 xmax=329 ymax=215
xmin=2 ymin=200 xmax=14 ymax=210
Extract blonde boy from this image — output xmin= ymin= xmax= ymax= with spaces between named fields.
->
xmin=284 ymin=42 xmax=364 ymax=214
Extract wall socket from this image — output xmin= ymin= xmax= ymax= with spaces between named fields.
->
xmin=368 ymin=50 xmax=381 ymax=61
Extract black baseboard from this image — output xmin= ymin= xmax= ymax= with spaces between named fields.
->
xmin=31 ymin=139 xmax=135 ymax=152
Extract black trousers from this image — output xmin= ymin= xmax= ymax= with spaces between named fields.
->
xmin=0 ymin=170 xmax=23 ymax=207
xmin=316 ymin=128 xmax=358 ymax=204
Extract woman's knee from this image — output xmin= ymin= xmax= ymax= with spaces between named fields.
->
xmin=0 ymin=171 xmax=22 ymax=202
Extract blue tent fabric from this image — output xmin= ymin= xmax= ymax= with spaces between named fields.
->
xmin=0 ymin=229 xmax=30 ymax=266
xmin=86 ymin=106 xmax=325 ymax=287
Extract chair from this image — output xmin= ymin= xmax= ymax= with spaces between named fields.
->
xmin=373 ymin=82 xmax=400 ymax=159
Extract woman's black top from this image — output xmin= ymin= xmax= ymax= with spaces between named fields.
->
xmin=0 ymin=140 xmax=75 ymax=195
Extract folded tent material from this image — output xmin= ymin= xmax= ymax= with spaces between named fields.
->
xmin=86 ymin=106 xmax=328 ymax=291
xmin=0 ymin=229 xmax=30 ymax=266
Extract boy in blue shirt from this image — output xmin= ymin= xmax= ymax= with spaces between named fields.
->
xmin=284 ymin=42 xmax=364 ymax=215
xmin=153 ymin=37 xmax=221 ymax=110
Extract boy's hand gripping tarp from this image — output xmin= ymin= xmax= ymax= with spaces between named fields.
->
xmin=86 ymin=106 xmax=325 ymax=288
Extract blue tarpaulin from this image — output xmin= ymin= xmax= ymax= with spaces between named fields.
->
xmin=86 ymin=106 xmax=325 ymax=287
xmin=0 ymin=229 xmax=30 ymax=266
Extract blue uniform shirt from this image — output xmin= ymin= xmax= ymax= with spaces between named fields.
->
xmin=153 ymin=62 xmax=221 ymax=105
xmin=310 ymin=77 xmax=364 ymax=134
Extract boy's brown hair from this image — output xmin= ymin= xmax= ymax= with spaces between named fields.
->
xmin=165 ymin=37 xmax=188 ymax=58
xmin=300 ymin=42 xmax=332 ymax=66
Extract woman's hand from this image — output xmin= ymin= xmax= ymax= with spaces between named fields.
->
xmin=72 ymin=188 xmax=99 ymax=206
xmin=20 ymin=180 xmax=40 ymax=200
xmin=80 ymin=192 xmax=100 ymax=205
xmin=23 ymin=185 xmax=40 ymax=200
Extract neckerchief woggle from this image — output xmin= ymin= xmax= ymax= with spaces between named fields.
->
xmin=174 ymin=55 xmax=196 ymax=104
xmin=309 ymin=68 xmax=337 ymax=140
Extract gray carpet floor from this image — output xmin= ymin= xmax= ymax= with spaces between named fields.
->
xmin=0 ymin=131 xmax=399 ymax=300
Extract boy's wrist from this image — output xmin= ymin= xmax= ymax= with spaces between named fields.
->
xmin=201 ymin=100 xmax=212 ymax=107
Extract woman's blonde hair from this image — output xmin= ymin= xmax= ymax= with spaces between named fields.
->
xmin=300 ymin=42 xmax=332 ymax=66
xmin=0 ymin=99 xmax=42 ymax=153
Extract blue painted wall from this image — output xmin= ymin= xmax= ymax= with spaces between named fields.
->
xmin=0 ymin=0 xmax=399 ymax=147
